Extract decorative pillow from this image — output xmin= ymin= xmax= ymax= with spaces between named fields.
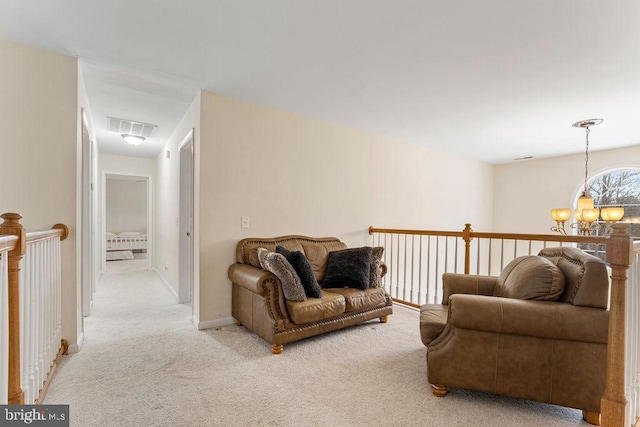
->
xmin=321 ymin=246 xmax=373 ymax=290
xmin=257 ymin=248 xmax=306 ymax=302
xmin=494 ymin=256 xmax=565 ymax=301
xmin=275 ymin=246 xmax=322 ymax=298
xmin=369 ymin=246 xmax=384 ymax=288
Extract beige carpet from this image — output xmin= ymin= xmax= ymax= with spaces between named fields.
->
xmin=44 ymin=265 xmax=589 ymax=426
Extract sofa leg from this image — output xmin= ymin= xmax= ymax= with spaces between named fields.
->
xmin=380 ymin=316 xmax=388 ymax=323
xmin=431 ymin=384 xmax=448 ymax=397
xmin=582 ymin=411 xmax=600 ymax=426
xmin=271 ymin=344 xmax=283 ymax=355
xmin=236 ymin=321 xmax=242 ymax=326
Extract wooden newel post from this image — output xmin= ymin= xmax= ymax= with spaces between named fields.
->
xmin=601 ymin=222 xmax=632 ymax=427
xmin=0 ymin=213 xmax=26 ymax=404
xmin=463 ymin=224 xmax=472 ymax=275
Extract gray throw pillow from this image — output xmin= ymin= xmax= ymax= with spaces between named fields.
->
xmin=276 ymin=245 xmax=322 ymax=298
xmin=369 ymin=246 xmax=384 ymax=288
xmin=322 ymin=246 xmax=373 ymax=290
xmin=257 ymin=248 xmax=306 ymax=302
xmin=494 ymin=255 xmax=565 ymax=301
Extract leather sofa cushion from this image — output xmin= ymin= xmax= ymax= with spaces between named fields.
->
xmin=494 ymin=256 xmax=565 ymax=301
xmin=301 ymin=241 xmax=348 ymax=282
xmin=323 ymin=287 xmax=387 ymax=312
xmin=420 ymin=304 xmax=448 ymax=346
xmin=286 ymin=291 xmax=345 ymax=324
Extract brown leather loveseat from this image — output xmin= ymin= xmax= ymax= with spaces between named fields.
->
xmin=229 ymin=235 xmax=393 ymax=354
xmin=420 ymin=247 xmax=610 ymax=425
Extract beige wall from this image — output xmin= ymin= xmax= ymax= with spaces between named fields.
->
xmin=493 ymin=144 xmax=640 ymax=234
xmin=0 ymin=40 xmax=80 ymax=347
xmin=105 ymin=179 xmax=147 ymax=232
xmin=197 ymin=91 xmax=494 ymax=326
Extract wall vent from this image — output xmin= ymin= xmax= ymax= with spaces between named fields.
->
xmin=107 ymin=117 xmax=157 ymax=138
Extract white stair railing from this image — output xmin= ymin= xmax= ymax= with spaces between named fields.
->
xmin=21 ymin=231 xmax=63 ymax=404
xmin=0 ymin=213 xmax=68 ymax=405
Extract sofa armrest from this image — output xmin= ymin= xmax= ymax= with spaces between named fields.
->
xmin=229 ymin=263 xmax=294 ymax=332
xmin=448 ymin=294 xmax=609 ymax=344
xmin=228 ymin=263 xmax=278 ymax=295
xmin=441 ymin=273 xmax=497 ymax=304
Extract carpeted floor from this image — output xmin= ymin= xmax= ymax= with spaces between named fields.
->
xmin=44 ymin=264 xmax=589 ymax=426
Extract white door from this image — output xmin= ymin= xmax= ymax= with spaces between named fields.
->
xmin=81 ymin=110 xmax=92 ymax=318
xmin=179 ymin=132 xmax=194 ymax=304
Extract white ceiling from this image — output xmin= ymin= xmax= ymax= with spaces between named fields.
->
xmin=1 ymin=1 xmax=638 ymax=163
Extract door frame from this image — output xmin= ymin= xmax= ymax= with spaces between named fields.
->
xmin=101 ymin=172 xmax=153 ymax=273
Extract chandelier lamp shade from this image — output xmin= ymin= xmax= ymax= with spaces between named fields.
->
xmin=550 ymin=119 xmax=624 ymax=236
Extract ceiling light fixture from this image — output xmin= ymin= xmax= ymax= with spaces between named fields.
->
xmin=550 ymin=119 xmax=624 ymax=235
xmin=122 ymin=134 xmax=146 ymax=146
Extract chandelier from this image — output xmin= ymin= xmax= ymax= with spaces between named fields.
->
xmin=550 ymin=119 xmax=624 ymax=235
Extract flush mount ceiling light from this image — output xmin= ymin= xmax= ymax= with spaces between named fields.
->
xmin=121 ymin=134 xmax=146 ymax=146
xmin=108 ymin=116 xmax=157 ymax=147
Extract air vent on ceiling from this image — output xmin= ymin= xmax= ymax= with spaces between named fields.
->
xmin=107 ymin=117 xmax=157 ymax=138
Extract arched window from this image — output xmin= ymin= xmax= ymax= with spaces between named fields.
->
xmin=584 ymin=168 xmax=640 ymax=237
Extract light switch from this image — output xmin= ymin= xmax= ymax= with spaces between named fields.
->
xmin=241 ymin=216 xmax=250 ymax=229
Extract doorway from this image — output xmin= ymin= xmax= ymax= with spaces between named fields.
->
xmin=102 ymin=173 xmax=152 ymax=273
xmin=179 ymin=130 xmax=194 ymax=305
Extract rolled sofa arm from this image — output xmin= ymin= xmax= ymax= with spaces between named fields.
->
xmin=229 ymin=263 xmax=293 ymax=332
xmin=441 ymin=273 xmax=497 ymax=304
xmin=448 ymin=294 xmax=609 ymax=344
xmin=228 ymin=263 xmax=278 ymax=295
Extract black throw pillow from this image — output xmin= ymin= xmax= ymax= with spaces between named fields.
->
xmin=321 ymin=247 xmax=373 ymax=290
xmin=275 ymin=246 xmax=322 ymax=298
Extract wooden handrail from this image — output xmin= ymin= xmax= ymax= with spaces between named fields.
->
xmin=369 ymin=225 xmax=607 ymax=244
xmin=369 ymin=226 xmax=463 ymax=238
xmin=26 ymin=224 xmax=69 ymax=244
xmin=0 ymin=236 xmax=18 ymax=253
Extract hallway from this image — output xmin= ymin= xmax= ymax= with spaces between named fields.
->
xmin=43 ymin=264 xmax=196 ymax=425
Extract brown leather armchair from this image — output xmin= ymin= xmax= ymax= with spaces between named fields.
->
xmin=420 ymin=247 xmax=610 ymax=425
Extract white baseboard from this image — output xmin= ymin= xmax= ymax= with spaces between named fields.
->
xmin=67 ymin=332 xmax=84 ymax=354
xmin=151 ymin=268 xmax=178 ymax=301
xmin=194 ymin=316 xmax=236 ymax=330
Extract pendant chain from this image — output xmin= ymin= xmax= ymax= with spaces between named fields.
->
xmin=584 ymin=126 xmax=590 ymax=194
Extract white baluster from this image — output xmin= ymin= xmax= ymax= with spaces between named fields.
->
xmin=37 ymin=241 xmax=45 ymax=399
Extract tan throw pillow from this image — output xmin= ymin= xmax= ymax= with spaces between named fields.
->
xmin=257 ymin=248 xmax=306 ymax=302
xmin=494 ymin=256 xmax=565 ymax=301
